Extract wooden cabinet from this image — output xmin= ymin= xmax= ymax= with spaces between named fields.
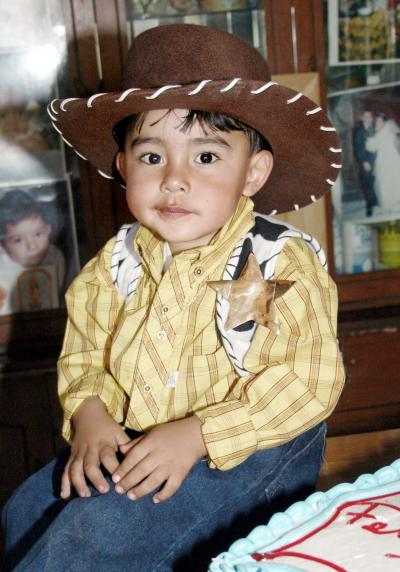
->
xmin=0 ymin=363 xmax=63 ymax=546
xmin=333 ymin=311 xmax=400 ymax=435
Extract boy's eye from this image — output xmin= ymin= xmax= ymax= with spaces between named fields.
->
xmin=195 ymin=152 xmax=218 ymax=164
xmin=140 ymin=152 xmax=162 ymax=165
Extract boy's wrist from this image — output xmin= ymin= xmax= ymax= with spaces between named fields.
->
xmin=185 ymin=415 xmax=207 ymax=458
xmin=72 ymin=396 xmax=108 ymax=428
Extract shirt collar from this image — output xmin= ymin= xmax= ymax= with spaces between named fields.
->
xmin=134 ymin=196 xmax=255 ymax=283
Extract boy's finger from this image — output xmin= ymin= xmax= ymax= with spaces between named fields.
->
xmin=114 ymin=455 xmax=157 ymax=492
xmin=83 ymin=451 xmax=110 ymax=494
xmin=152 ymin=475 xmax=182 ymax=504
xmin=60 ymin=462 xmax=72 ymax=499
xmin=112 ymin=443 xmax=147 ymax=483
xmin=119 ymin=435 xmax=144 ymax=453
xmin=118 ymin=442 xmax=133 ymax=454
xmin=99 ymin=446 xmax=120 ymax=476
xmin=69 ymin=456 xmax=91 ymax=498
xmin=126 ymin=468 xmax=167 ymax=501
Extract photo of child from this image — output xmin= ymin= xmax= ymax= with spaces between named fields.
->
xmin=0 ymin=181 xmax=79 ymax=315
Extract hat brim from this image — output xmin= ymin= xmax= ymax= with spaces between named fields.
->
xmin=48 ymin=79 xmax=341 ymax=214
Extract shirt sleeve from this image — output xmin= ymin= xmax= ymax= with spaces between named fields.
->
xmin=195 ymin=238 xmax=345 ymax=470
xmin=57 ymin=237 xmax=127 ymax=442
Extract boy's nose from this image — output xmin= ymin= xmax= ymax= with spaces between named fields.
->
xmin=161 ymin=166 xmax=190 ymax=194
xmin=26 ymin=237 xmax=39 ymax=251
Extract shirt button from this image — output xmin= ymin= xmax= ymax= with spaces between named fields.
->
xmin=162 ymin=306 xmax=169 ymax=313
xmin=144 ymin=384 xmax=152 ymax=393
xmin=156 ymin=330 xmax=167 ymax=340
xmin=194 ymin=266 xmax=203 ymax=276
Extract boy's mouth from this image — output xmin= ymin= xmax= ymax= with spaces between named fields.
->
xmin=158 ymin=206 xmax=191 ymax=219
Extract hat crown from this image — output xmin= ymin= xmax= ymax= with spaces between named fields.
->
xmin=122 ymin=24 xmax=271 ymax=89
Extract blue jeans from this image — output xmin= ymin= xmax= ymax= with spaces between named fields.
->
xmin=2 ymin=423 xmax=325 ymax=572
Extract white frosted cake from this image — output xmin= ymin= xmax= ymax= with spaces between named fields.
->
xmin=209 ymin=459 xmax=400 ymax=571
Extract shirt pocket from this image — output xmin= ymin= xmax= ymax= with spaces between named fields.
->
xmin=176 ymin=345 xmax=236 ymax=402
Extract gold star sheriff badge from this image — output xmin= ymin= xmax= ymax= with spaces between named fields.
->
xmin=208 ymin=253 xmax=294 ymax=333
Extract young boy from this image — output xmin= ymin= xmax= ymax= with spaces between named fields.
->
xmin=2 ymin=24 xmax=345 ymax=571
xmin=0 ymin=189 xmax=65 ymax=314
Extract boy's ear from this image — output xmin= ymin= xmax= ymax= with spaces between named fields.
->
xmin=115 ymin=151 xmax=127 ymax=182
xmin=242 ymin=150 xmax=274 ymax=197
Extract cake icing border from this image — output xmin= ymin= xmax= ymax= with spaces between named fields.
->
xmin=209 ymin=458 xmax=400 ymax=571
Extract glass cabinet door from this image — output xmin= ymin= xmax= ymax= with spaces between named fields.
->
xmin=324 ymin=0 xmax=400 ymax=277
xmin=125 ymin=0 xmax=267 ymax=54
xmin=0 ymin=0 xmax=86 ymax=321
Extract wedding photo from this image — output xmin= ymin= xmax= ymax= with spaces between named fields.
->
xmin=328 ymin=82 xmax=400 ymax=272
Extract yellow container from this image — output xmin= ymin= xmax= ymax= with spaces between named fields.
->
xmin=378 ymin=225 xmax=400 ymax=269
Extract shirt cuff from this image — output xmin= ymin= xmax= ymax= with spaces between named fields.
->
xmin=59 ymin=373 xmax=126 ymax=442
xmin=195 ymin=400 xmax=257 ymax=470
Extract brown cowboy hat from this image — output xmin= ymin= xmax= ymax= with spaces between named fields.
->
xmin=48 ymin=24 xmax=341 ymax=214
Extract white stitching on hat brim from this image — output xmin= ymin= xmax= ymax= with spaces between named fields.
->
xmin=145 ymin=85 xmax=182 ymax=99
xmin=306 ymin=107 xmax=322 ymax=115
xmin=49 ymin=99 xmax=59 ymax=116
xmin=188 ymin=80 xmax=212 ymax=95
xmin=219 ymin=78 xmax=241 ymax=92
xmin=250 ymin=81 xmax=277 ymax=94
xmin=115 ymin=88 xmax=141 ymax=102
xmin=60 ymin=98 xmax=80 ymax=111
xmin=287 ymin=92 xmax=303 ymax=104
xmin=47 ymin=104 xmax=58 ymax=122
xmin=87 ymin=93 xmax=107 ymax=107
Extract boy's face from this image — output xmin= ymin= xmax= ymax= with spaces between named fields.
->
xmin=4 ymin=215 xmax=51 ymax=266
xmin=117 ymin=109 xmax=272 ymax=254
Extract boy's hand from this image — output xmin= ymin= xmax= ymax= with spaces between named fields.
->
xmin=61 ymin=396 xmax=130 ymax=499
xmin=112 ymin=416 xmax=206 ymax=503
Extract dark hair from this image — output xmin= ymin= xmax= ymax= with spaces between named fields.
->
xmin=113 ymin=110 xmax=272 ymax=155
xmin=0 ymin=190 xmax=51 ymax=242
xmin=375 ymin=111 xmax=388 ymax=122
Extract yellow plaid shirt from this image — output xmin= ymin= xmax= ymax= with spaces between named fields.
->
xmin=58 ymin=197 xmax=345 ymax=470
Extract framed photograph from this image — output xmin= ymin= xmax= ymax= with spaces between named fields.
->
xmin=0 ymin=47 xmax=65 ymax=184
xmin=129 ymin=0 xmax=202 ymax=18
xmin=128 ymin=0 xmax=265 ymax=54
xmin=328 ymin=0 xmax=400 ymax=65
xmin=328 ymin=83 xmax=400 ymax=273
xmin=0 ymin=179 xmax=80 ymax=316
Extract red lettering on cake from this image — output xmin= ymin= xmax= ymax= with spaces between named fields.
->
xmin=251 ymin=492 xmax=400 ymax=571
xmin=252 ymin=551 xmax=347 ymax=571
xmin=346 ymin=503 xmax=378 ymax=524
xmin=345 ymin=501 xmax=400 ymax=537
